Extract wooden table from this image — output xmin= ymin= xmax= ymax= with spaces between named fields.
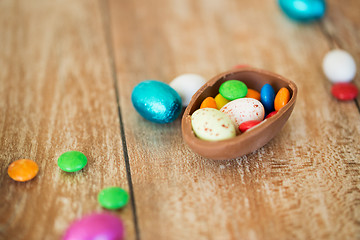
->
xmin=1 ymin=0 xmax=359 ymax=239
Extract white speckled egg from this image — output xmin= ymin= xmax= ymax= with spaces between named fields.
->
xmin=322 ymin=49 xmax=357 ymax=83
xmin=170 ymin=73 xmax=207 ymax=107
xmin=191 ymin=108 xmax=236 ymax=141
xmin=220 ymin=98 xmax=265 ymax=127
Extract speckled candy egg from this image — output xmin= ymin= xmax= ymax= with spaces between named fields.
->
xmin=278 ymin=0 xmax=326 ymax=22
xmin=191 ymin=108 xmax=236 ymax=141
xmin=63 ymin=213 xmax=124 ymax=240
xmin=131 ymin=80 xmax=182 ymax=124
xmin=169 ymin=73 xmax=207 ymax=107
xmin=220 ymin=98 xmax=265 ymax=127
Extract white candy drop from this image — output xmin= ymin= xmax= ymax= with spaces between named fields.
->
xmin=322 ymin=49 xmax=357 ymax=83
xmin=169 ymin=73 xmax=207 ymax=107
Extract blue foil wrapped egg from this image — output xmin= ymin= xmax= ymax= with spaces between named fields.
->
xmin=131 ymin=80 xmax=182 ymax=124
xmin=278 ymin=0 xmax=326 ymax=22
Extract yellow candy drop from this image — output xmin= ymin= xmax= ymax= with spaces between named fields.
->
xmin=214 ymin=93 xmax=230 ymax=110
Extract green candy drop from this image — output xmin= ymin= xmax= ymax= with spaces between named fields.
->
xmin=219 ymin=80 xmax=248 ymax=100
xmin=98 ymin=187 xmax=129 ymax=210
xmin=57 ymin=151 xmax=87 ymax=172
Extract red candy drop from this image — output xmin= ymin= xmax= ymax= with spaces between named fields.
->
xmin=239 ymin=120 xmax=262 ymax=133
xmin=331 ymin=83 xmax=358 ymax=101
xmin=265 ymin=111 xmax=278 ymax=119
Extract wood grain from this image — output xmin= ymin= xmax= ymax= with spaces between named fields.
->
xmin=0 ymin=0 xmax=135 ymax=239
xmin=1 ymin=0 xmax=359 ymax=239
xmin=108 ymin=0 xmax=360 ymax=239
xmin=321 ymin=0 xmax=360 ymax=103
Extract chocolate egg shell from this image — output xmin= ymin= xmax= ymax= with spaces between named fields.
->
xmin=181 ymin=68 xmax=298 ymax=160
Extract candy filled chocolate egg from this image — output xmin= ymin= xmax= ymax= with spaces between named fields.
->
xmin=182 ymin=68 xmax=298 ymax=160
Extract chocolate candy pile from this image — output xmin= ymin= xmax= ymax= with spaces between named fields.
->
xmin=191 ymin=80 xmax=291 ymax=141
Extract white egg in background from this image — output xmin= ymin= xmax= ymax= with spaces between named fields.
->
xmin=322 ymin=49 xmax=357 ymax=83
xmin=169 ymin=73 xmax=207 ymax=107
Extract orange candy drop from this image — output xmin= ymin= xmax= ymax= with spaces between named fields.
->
xmin=274 ymin=87 xmax=290 ymax=111
xmin=200 ymin=97 xmax=217 ymax=109
xmin=246 ymin=88 xmax=261 ymax=101
xmin=8 ymin=159 xmax=39 ymax=182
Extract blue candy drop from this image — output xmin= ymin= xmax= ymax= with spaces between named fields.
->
xmin=278 ymin=0 xmax=326 ymax=22
xmin=260 ymin=84 xmax=275 ymax=114
xmin=131 ymin=80 xmax=182 ymax=124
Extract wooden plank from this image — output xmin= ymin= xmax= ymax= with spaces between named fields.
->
xmin=0 ymin=0 xmax=135 ymax=239
xmin=109 ymin=0 xmax=360 ymax=239
xmin=321 ymin=0 xmax=360 ymax=103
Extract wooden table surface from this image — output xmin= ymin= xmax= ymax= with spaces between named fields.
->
xmin=1 ymin=0 xmax=359 ymax=239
